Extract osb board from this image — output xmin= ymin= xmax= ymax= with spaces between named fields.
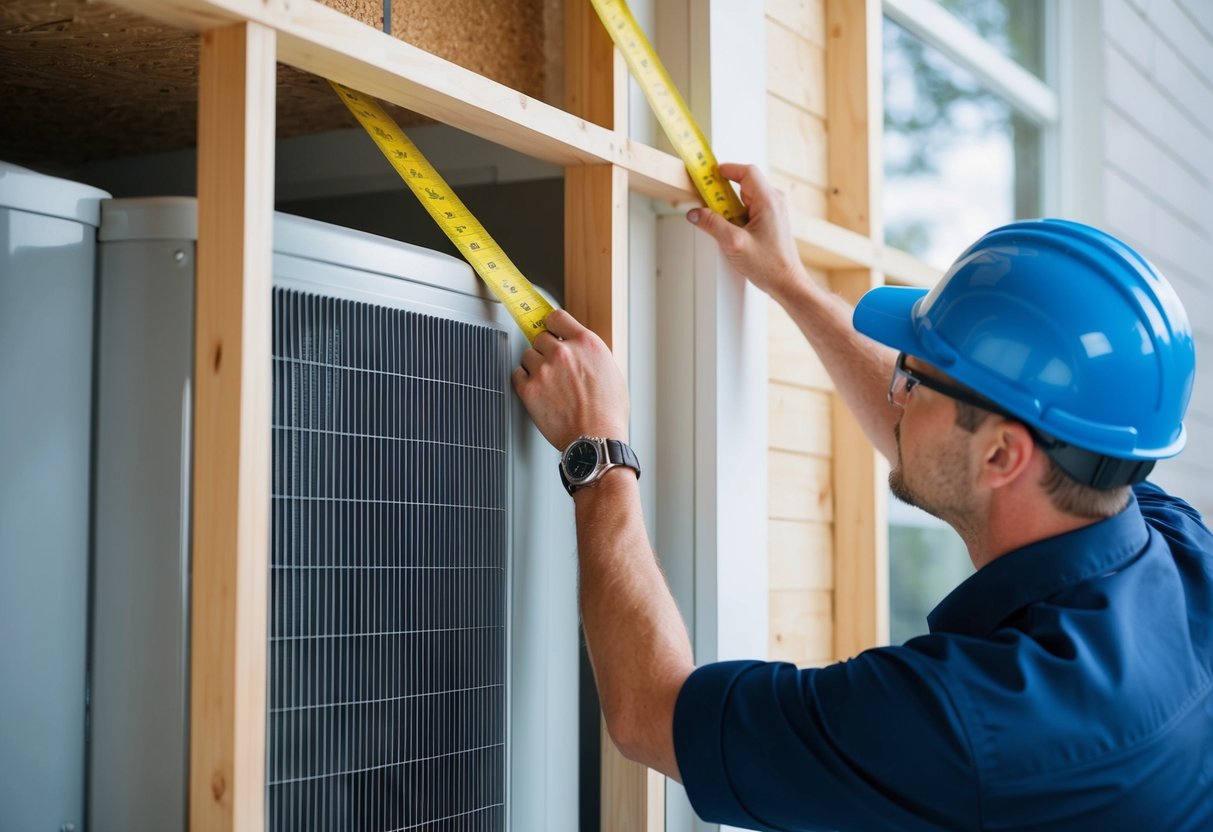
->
xmin=0 ymin=0 xmax=552 ymax=167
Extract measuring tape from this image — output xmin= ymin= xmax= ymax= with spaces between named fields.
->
xmin=333 ymin=1 xmax=741 ymax=340
xmin=332 ymin=81 xmax=555 ymax=343
xmin=589 ymin=0 xmax=747 ymax=226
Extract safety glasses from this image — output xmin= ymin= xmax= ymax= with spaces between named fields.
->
xmin=887 ymin=353 xmax=1008 ymax=414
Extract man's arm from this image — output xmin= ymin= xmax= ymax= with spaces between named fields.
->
xmin=512 ymin=309 xmax=693 ymax=780
xmin=688 ymin=163 xmax=901 ymax=463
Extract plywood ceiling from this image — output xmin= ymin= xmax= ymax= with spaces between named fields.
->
xmin=0 ymin=0 xmax=556 ymax=168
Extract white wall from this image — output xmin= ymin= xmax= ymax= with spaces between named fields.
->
xmin=1096 ymin=0 xmax=1213 ymax=517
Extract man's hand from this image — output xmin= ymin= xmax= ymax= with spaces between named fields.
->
xmin=511 ymin=308 xmax=630 ymax=451
xmin=688 ymin=162 xmax=807 ymax=302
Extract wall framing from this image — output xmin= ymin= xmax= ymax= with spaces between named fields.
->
xmin=75 ymin=0 xmax=918 ymax=827
xmin=191 ymin=21 xmax=276 ymax=827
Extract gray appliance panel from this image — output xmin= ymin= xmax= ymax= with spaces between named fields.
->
xmin=91 ymin=201 xmax=578 ymax=831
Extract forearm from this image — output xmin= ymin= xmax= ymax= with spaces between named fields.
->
xmin=573 ymin=469 xmax=694 ymax=781
xmin=771 ymin=267 xmax=901 ymax=463
xmin=685 ymin=164 xmax=901 ymax=462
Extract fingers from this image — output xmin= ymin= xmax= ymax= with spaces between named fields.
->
xmin=511 ymin=365 xmax=528 ymax=390
xmin=540 ymin=308 xmax=583 ymax=341
xmin=520 ymin=346 xmax=543 ymax=376
xmin=716 ymin=162 xmax=750 ymax=182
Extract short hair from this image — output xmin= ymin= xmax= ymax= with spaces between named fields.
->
xmin=953 ymin=401 xmax=1129 ymax=519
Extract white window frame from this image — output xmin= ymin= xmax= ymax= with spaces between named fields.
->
xmin=880 ymin=0 xmax=1062 ymax=221
xmin=878 ymin=0 xmax=1063 ymax=643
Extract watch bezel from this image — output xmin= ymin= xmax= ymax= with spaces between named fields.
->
xmin=561 ymin=437 xmax=604 ymax=487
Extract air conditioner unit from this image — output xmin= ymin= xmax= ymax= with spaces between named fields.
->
xmin=90 ymin=197 xmax=578 ymax=831
xmin=0 ymin=161 xmax=109 ymax=832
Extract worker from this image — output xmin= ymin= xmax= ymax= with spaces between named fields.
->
xmin=511 ymin=162 xmax=1211 ymax=830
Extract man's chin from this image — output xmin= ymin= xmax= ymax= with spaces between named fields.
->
xmin=889 ymin=465 xmax=921 ymax=511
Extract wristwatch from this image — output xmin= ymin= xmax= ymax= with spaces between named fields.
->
xmin=559 ymin=436 xmax=641 ymax=495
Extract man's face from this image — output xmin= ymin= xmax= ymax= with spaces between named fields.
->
xmin=888 ymin=358 xmax=981 ymax=527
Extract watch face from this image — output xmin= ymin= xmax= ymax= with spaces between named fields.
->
xmin=563 ymin=439 xmax=600 ymax=481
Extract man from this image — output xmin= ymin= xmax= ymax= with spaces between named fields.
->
xmin=512 ymin=163 xmax=1212 ymax=830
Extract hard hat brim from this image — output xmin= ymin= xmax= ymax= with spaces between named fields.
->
xmin=852 ymin=285 xmax=929 ymax=357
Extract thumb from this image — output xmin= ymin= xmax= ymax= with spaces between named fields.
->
xmin=687 ymin=206 xmax=744 ymax=254
xmin=688 ymin=207 xmax=732 ymax=246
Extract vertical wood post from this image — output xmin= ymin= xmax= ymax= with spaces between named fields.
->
xmin=192 ymin=21 xmax=275 ymax=831
xmin=825 ymin=0 xmax=890 ymax=658
xmin=565 ymin=1 xmax=663 ymax=828
xmin=830 ymin=268 xmax=890 ymax=659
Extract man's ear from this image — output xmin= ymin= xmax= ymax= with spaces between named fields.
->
xmin=977 ymin=419 xmax=1037 ymax=490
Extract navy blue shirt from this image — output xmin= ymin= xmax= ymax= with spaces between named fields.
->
xmin=674 ymin=483 xmax=1213 ymax=830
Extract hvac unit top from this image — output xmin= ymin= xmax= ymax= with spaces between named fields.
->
xmin=91 ymin=198 xmax=578 ymax=831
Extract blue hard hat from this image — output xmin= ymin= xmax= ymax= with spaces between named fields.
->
xmin=854 ymin=219 xmax=1195 ymax=470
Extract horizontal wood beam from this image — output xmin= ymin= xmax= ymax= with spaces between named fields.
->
xmin=108 ymin=0 xmax=907 ymax=281
xmin=792 ymin=214 xmax=878 ymax=270
xmin=790 ymin=215 xmax=945 ymax=287
xmin=107 ymin=0 xmax=696 ymax=205
xmin=880 ymin=245 xmax=943 ymax=288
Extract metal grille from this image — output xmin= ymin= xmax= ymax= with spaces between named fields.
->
xmin=269 ymin=289 xmax=509 ymax=831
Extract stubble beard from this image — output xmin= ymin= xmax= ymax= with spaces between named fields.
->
xmin=889 ymin=420 xmax=919 ymax=508
xmin=889 ymin=419 xmax=977 ymax=535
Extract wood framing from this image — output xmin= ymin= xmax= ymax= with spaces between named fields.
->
xmin=825 ymin=0 xmax=890 ymax=657
xmin=71 ymin=0 xmax=890 ymax=826
xmin=829 ymin=269 xmax=891 ymax=659
xmin=565 ymin=1 xmax=662 ymax=826
xmin=565 ymin=0 xmax=628 ymax=131
xmin=112 ymin=0 xmax=694 ymax=205
xmin=564 ymin=171 xmax=660 ymax=831
xmin=107 ymin=0 xmax=875 ymax=274
xmin=825 ymin=0 xmax=883 ymax=239
xmin=191 ymin=20 xmax=275 ymax=830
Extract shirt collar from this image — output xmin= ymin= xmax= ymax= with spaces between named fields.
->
xmin=927 ymin=492 xmax=1150 ymax=638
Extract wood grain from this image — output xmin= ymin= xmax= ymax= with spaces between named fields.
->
xmin=191 ymin=20 xmax=275 ymax=831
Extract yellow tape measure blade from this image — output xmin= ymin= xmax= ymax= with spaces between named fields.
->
xmin=330 ymin=81 xmax=554 ymax=343
xmin=588 ymin=0 xmax=747 ymax=225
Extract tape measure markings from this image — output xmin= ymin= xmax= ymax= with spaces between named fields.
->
xmin=332 ymin=81 xmax=554 ymax=342
xmin=589 ymin=0 xmax=747 ymax=225
xmin=334 ymin=2 xmax=740 ymax=339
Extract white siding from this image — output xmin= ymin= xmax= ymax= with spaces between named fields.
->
xmin=1097 ymin=0 xmax=1213 ymax=517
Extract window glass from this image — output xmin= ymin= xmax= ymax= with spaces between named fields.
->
xmin=936 ymin=0 xmax=1046 ymax=79
xmin=888 ymin=493 xmax=973 ymax=645
xmin=883 ymin=19 xmax=1042 ymax=269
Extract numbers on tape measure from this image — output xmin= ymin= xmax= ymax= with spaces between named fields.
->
xmin=331 ymin=81 xmax=554 ymax=343
xmin=590 ymin=0 xmax=747 ymax=225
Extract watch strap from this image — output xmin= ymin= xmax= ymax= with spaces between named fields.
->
xmin=558 ymin=437 xmax=641 ymax=496
xmin=604 ymin=439 xmax=641 ymax=478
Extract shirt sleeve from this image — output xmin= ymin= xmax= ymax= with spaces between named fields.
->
xmin=673 ymin=648 xmax=980 ymax=831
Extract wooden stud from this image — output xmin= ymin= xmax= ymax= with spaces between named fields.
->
xmin=563 ymin=2 xmax=661 ymax=828
xmin=565 ymin=164 xmax=630 ymax=372
xmin=191 ymin=21 xmax=275 ymax=831
xmin=823 ymin=0 xmax=890 ymax=659
xmin=825 ymin=0 xmax=883 ymax=238
xmin=829 ymin=270 xmax=890 ymax=660
xmin=565 ymin=0 xmax=628 ymax=130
